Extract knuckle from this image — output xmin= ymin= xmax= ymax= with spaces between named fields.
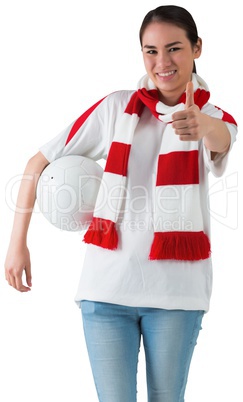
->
xmin=5 ymin=264 xmax=12 ymax=272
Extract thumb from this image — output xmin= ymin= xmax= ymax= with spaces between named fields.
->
xmin=185 ymin=81 xmax=194 ymax=109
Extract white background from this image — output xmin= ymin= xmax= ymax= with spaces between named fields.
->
xmin=0 ymin=0 xmax=242 ymax=401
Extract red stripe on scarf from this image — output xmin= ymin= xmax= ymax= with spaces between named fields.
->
xmin=156 ymin=150 xmax=199 ymax=186
xmin=179 ymin=88 xmax=210 ymax=109
xmin=137 ymin=89 xmax=160 ymax=119
xmin=104 ymin=142 xmax=131 ymax=175
xmin=65 ymin=96 xmax=107 ymax=145
xmin=125 ymin=92 xmax=145 ymax=116
xmin=149 ymin=231 xmax=211 ymax=261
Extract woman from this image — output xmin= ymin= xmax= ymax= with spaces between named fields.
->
xmin=5 ymin=5 xmax=237 ymax=402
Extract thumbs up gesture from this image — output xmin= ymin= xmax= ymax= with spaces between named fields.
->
xmin=172 ymin=81 xmax=204 ymax=141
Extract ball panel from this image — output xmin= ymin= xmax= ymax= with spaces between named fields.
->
xmin=36 ymin=155 xmax=103 ymax=231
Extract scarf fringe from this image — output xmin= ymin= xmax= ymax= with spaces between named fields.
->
xmin=149 ymin=231 xmax=211 ymax=261
xmin=83 ymin=217 xmax=118 ymax=250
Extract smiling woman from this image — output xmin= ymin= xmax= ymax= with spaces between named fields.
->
xmin=140 ymin=5 xmax=202 ymax=106
xmin=3 ymin=3 xmax=238 ymax=402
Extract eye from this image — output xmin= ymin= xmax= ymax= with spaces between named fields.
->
xmin=146 ymin=50 xmax=157 ymax=55
xmin=169 ymin=47 xmax=180 ymax=53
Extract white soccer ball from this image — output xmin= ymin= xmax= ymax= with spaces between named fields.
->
xmin=36 ymin=155 xmax=103 ymax=231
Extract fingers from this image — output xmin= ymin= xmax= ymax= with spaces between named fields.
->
xmin=15 ymin=275 xmax=31 ymax=292
xmin=5 ymin=265 xmax=32 ymax=292
xmin=185 ymin=81 xmax=194 ymax=109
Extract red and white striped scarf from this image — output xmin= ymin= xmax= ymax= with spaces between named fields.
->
xmin=83 ymin=74 xmax=212 ymax=260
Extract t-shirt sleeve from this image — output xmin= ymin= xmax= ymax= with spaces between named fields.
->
xmin=201 ymin=103 xmax=237 ymax=177
xmin=39 ymin=91 xmax=134 ymax=163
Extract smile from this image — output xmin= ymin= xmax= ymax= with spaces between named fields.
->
xmin=157 ymin=70 xmax=176 ymax=77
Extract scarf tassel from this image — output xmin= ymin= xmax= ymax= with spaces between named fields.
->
xmin=149 ymin=231 xmax=211 ymax=261
xmin=83 ymin=217 xmax=118 ymax=250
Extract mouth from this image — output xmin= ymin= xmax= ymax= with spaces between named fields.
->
xmin=157 ymin=70 xmax=176 ymax=78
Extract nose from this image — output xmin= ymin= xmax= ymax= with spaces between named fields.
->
xmin=157 ymin=50 xmax=172 ymax=68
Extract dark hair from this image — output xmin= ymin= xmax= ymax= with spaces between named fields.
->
xmin=139 ymin=5 xmax=199 ymax=73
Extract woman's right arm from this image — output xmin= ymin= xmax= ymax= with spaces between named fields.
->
xmin=5 ymin=151 xmax=49 ymax=292
xmin=4 ymin=91 xmax=132 ymax=292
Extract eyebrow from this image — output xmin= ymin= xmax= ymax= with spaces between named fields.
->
xmin=143 ymin=41 xmax=183 ymax=49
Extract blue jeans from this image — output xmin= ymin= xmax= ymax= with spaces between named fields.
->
xmin=81 ymin=301 xmax=204 ymax=402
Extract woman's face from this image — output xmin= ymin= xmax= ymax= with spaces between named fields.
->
xmin=141 ymin=21 xmax=202 ymax=105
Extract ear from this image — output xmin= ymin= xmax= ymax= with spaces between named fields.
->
xmin=194 ymin=37 xmax=202 ymax=60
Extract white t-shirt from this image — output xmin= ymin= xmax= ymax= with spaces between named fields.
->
xmin=40 ymin=90 xmax=237 ymax=312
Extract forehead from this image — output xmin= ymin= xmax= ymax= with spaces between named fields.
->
xmin=142 ymin=21 xmax=188 ymax=46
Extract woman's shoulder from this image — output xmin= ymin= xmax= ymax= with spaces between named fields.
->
xmin=104 ymin=89 xmax=136 ymax=106
xmin=91 ymin=89 xmax=136 ymax=119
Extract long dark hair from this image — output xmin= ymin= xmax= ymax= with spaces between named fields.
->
xmin=139 ymin=5 xmax=199 ymax=73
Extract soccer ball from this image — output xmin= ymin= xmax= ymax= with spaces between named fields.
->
xmin=36 ymin=155 xmax=103 ymax=231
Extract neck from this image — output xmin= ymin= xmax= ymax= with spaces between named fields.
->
xmin=157 ymin=86 xmax=187 ymax=106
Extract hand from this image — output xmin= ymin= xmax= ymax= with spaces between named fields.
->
xmin=172 ymin=81 xmax=205 ymax=141
xmin=5 ymin=243 xmax=32 ymax=292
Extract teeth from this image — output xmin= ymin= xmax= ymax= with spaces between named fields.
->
xmin=158 ymin=71 xmax=175 ymax=77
